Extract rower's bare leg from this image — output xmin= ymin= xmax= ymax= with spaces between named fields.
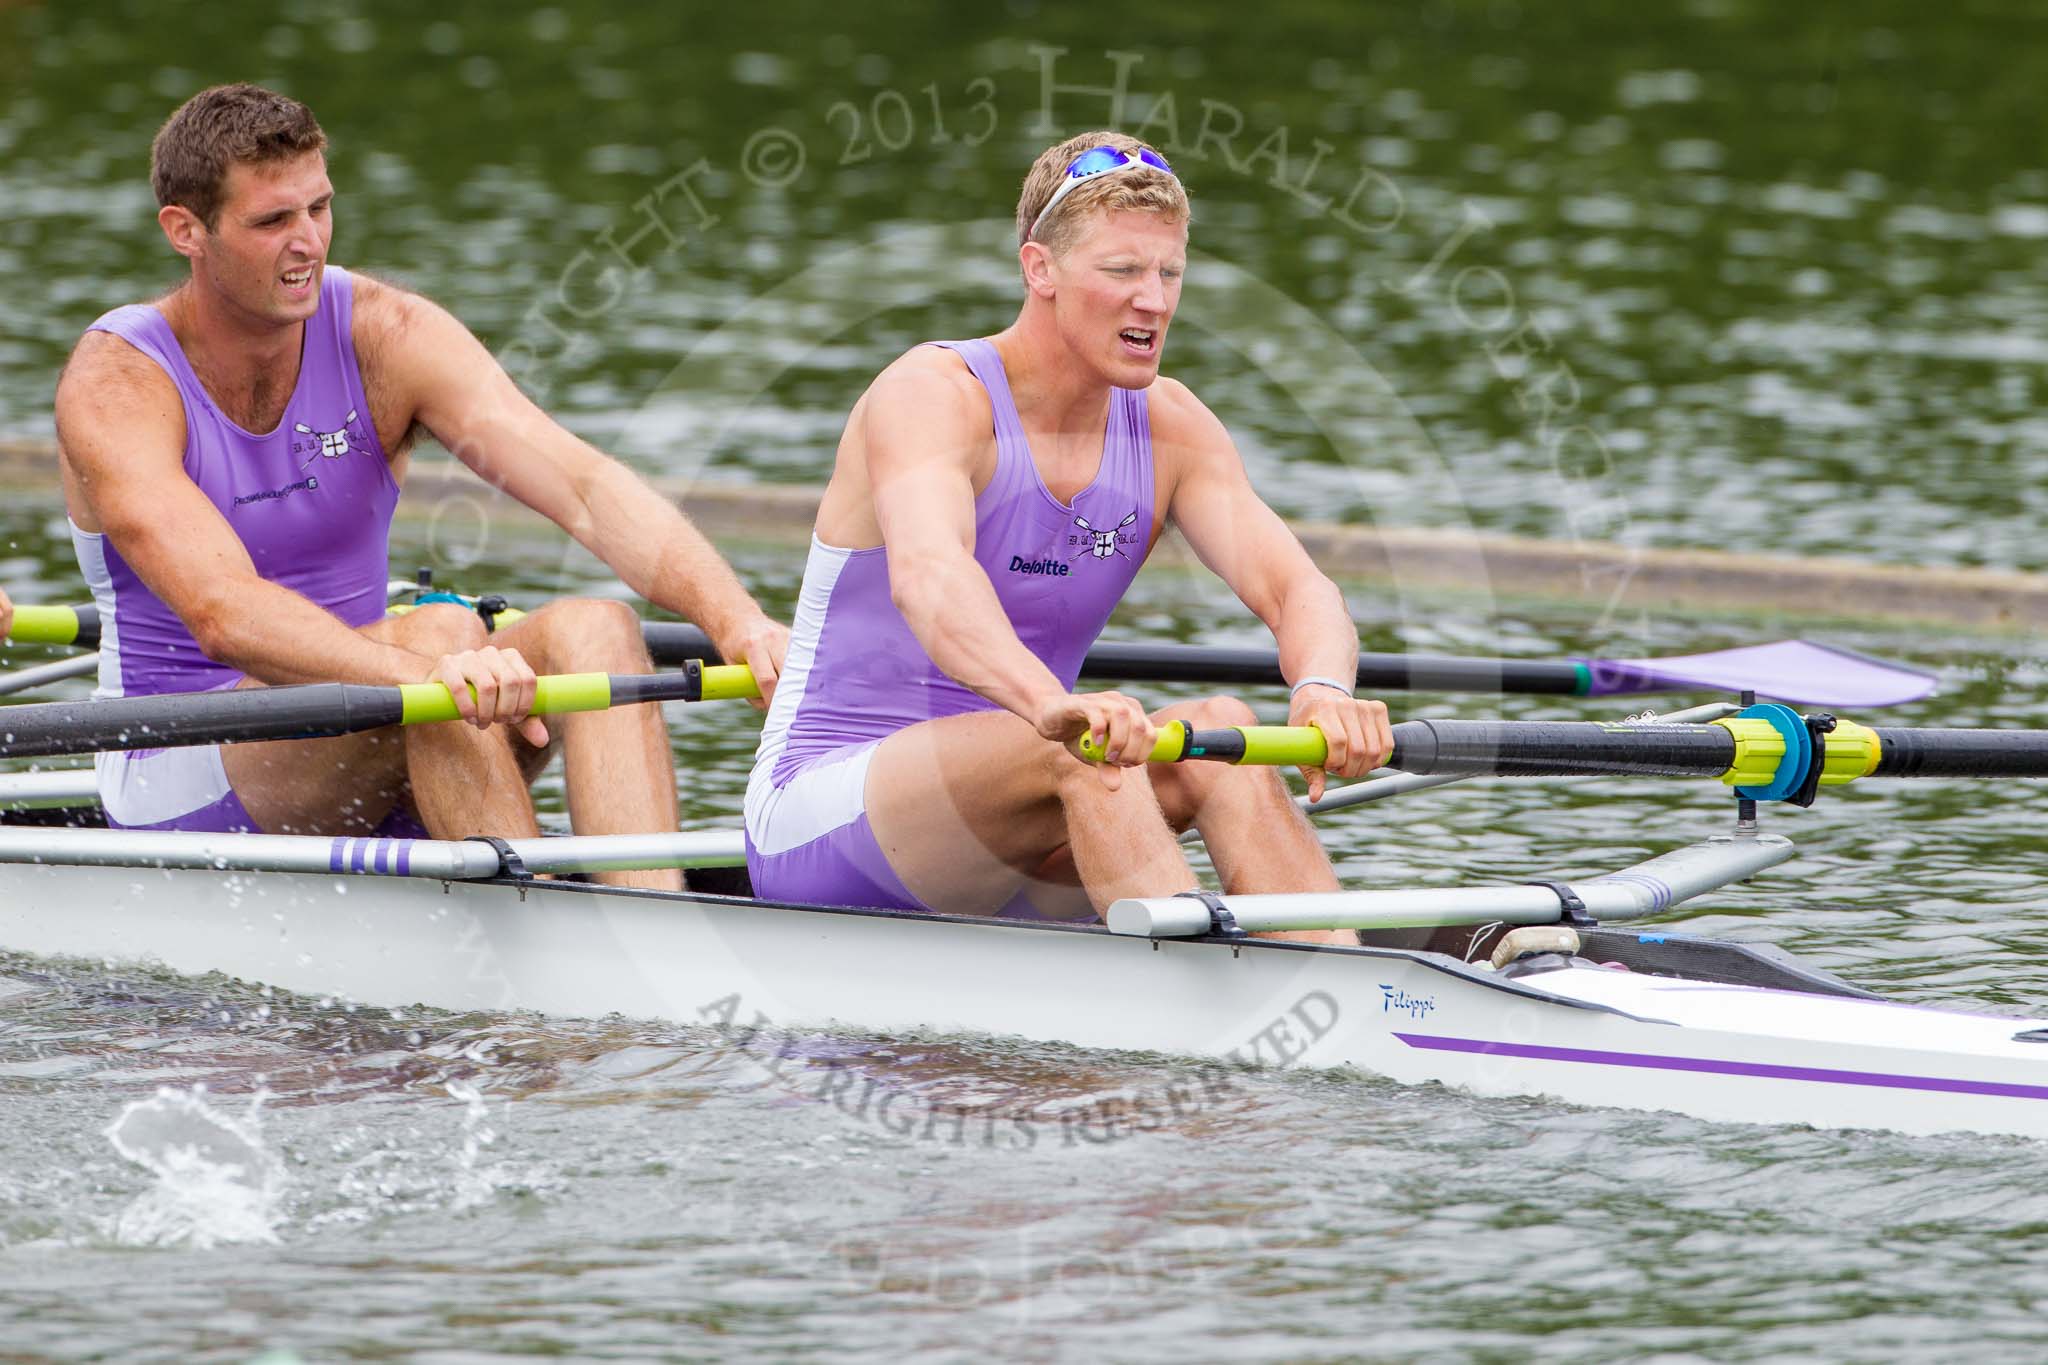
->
xmin=865 ymin=709 xmax=1197 ymax=917
xmin=1147 ymin=695 xmax=1352 ymax=946
xmin=487 ymin=599 xmax=681 ymax=891
xmin=992 ymin=697 xmax=1353 ymax=941
xmin=389 ymin=607 xmax=544 ymax=844
xmin=223 ymin=604 xmax=535 ymax=838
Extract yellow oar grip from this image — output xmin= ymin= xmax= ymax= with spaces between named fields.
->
xmin=1076 ymin=723 xmax=1330 ymax=766
xmin=396 ymin=672 xmax=615 ymax=724
xmin=699 ymin=664 xmax=761 ymax=701
xmin=4 ymin=604 xmax=82 ymax=646
xmin=1074 ymin=726 xmax=1179 ymax=764
xmin=1231 ymin=726 xmax=1330 ymax=766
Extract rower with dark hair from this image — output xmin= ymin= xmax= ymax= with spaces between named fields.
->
xmin=54 ymin=83 xmax=789 ymax=888
xmin=745 ymin=132 xmax=1392 ymax=937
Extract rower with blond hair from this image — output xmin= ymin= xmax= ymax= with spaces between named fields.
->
xmin=745 ymin=131 xmax=1392 ymax=937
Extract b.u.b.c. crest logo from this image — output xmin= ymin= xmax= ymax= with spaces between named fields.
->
xmin=1069 ymin=509 xmax=1139 ymax=561
xmin=293 ymin=409 xmax=362 ymax=469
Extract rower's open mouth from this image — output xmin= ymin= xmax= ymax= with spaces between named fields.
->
xmin=1119 ymin=328 xmax=1157 ymax=354
xmin=281 ymin=266 xmax=315 ymax=289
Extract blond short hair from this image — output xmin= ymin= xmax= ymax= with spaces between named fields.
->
xmin=1015 ymin=131 xmax=1188 ymax=254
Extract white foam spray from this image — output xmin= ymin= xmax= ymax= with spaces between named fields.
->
xmin=105 ymin=1085 xmax=286 ymax=1249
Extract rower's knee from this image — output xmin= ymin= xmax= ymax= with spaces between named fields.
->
xmin=1153 ymin=696 xmax=1263 ymax=795
xmin=393 ymin=602 xmax=489 ymax=655
xmin=1045 ymin=737 xmax=1155 ymax=809
xmin=510 ymin=598 xmax=652 ymax=672
xmin=561 ymin=598 xmax=649 ymax=659
xmin=1171 ymin=694 xmax=1259 ymax=731
xmin=1152 ymin=695 xmax=1286 ymax=821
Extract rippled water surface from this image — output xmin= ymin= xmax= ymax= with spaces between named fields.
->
xmin=8 ymin=2 xmax=2048 ymax=1361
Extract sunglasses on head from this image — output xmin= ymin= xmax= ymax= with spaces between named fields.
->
xmin=1027 ymin=145 xmax=1176 ymax=242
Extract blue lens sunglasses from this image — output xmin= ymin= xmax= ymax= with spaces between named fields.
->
xmin=1027 ymin=145 xmax=1176 ymax=241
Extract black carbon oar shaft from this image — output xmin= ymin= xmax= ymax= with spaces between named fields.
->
xmin=0 ymin=683 xmax=402 ymax=758
xmin=1386 ymin=720 xmax=1739 ymax=777
xmin=1060 ymin=643 xmax=1585 ymax=693
xmin=1381 ymin=721 xmax=2048 ymax=781
xmin=641 ymin=624 xmax=1586 ymax=695
xmin=1868 ymin=728 xmax=2048 ymax=778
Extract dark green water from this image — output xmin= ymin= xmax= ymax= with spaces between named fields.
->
xmin=6 ymin=2 xmax=2048 ymax=1361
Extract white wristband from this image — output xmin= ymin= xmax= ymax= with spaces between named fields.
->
xmin=1289 ymin=675 xmax=1354 ymax=700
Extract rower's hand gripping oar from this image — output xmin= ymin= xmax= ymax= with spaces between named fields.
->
xmin=0 ymin=663 xmax=761 ymax=760
xmin=394 ymin=665 xmax=760 ymax=722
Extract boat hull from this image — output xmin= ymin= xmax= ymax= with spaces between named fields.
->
xmin=4 ymin=862 xmax=2048 ymax=1139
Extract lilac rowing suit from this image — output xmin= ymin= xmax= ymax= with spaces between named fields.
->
xmin=69 ymin=266 xmax=397 ymax=832
xmin=744 ymin=338 xmax=1154 ymax=910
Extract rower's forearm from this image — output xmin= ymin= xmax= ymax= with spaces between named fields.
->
xmin=893 ymin=572 xmax=1067 ymax=718
xmin=188 ymin=582 xmax=425 ymax=686
xmin=574 ymin=462 xmax=764 ymax=643
xmin=1268 ymin=576 xmax=1360 ymax=688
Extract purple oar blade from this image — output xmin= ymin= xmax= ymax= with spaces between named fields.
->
xmin=1582 ymin=640 xmax=1938 ymax=707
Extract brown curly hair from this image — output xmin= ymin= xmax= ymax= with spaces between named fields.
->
xmin=151 ymin=84 xmax=328 ymax=231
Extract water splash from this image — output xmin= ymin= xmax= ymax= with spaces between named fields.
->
xmin=445 ymin=1078 xmax=501 ymax=1211
xmin=104 ymin=1086 xmax=286 ymax=1249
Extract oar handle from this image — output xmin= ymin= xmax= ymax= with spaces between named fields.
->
xmin=3 ymin=604 xmax=93 ymax=647
xmin=397 ymin=672 xmax=614 ymax=723
xmin=0 ymin=662 xmax=766 ymax=761
xmin=393 ymin=663 xmax=761 ymax=723
xmin=689 ymin=664 xmax=761 ymax=702
xmin=1077 ymin=714 xmax=1890 ymax=788
xmin=1077 ymin=723 xmax=1330 ymax=767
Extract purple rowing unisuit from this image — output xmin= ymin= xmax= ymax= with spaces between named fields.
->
xmin=756 ymin=338 xmax=1156 ymax=782
xmin=68 ymin=266 xmax=398 ymax=834
xmin=744 ymin=337 xmax=1157 ymax=909
xmin=70 ymin=266 xmax=396 ymax=701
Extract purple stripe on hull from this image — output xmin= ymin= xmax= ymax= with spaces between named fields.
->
xmin=1394 ymin=1033 xmax=2048 ymax=1103
xmin=1591 ymin=872 xmax=1672 ymax=914
xmin=322 ymin=836 xmax=422 ymax=876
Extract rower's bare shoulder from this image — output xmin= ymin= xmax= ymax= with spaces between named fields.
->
xmin=352 ymin=267 xmax=437 ymax=322
xmin=349 ymin=271 xmax=443 ymax=372
xmin=54 ymin=330 xmax=182 ymax=458
xmin=1141 ymin=375 xmax=1235 ymax=462
xmin=352 ymin=271 xmax=491 ymax=384
xmin=858 ymin=345 xmax=991 ymax=448
xmin=350 ymin=272 xmax=469 ymax=451
xmin=871 ymin=344 xmax=986 ymax=403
